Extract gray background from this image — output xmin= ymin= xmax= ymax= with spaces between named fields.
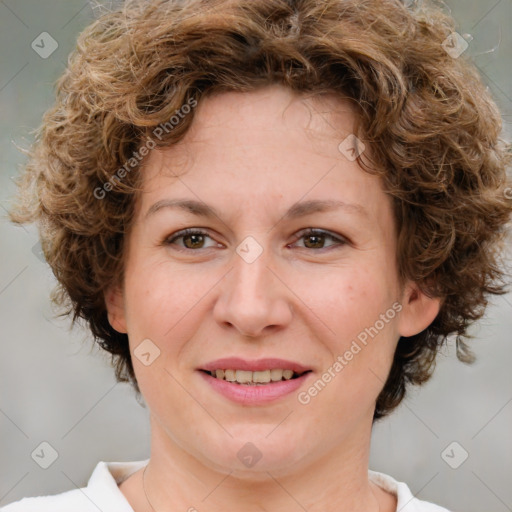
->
xmin=0 ymin=1 xmax=511 ymax=511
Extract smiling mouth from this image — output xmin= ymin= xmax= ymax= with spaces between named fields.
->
xmin=201 ymin=369 xmax=311 ymax=385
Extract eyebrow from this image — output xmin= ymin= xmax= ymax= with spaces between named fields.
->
xmin=144 ymin=198 xmax=368 ymax=221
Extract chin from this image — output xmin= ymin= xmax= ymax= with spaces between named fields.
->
xmin=197 ymin=434 xmax=310 ymax=476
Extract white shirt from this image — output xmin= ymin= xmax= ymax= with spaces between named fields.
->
xmin=1 ymin=459 xmax=451 ymax=511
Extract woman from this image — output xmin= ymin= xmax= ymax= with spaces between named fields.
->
xmin=5 ymin=0 xmax=511 ymax=510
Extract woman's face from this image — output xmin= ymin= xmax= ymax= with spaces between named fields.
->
xmin=107 ymin=85 xmax=439 ymax=476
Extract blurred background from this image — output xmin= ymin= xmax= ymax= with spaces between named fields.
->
xmin=0 ymin=1 xmax=511 ymax=510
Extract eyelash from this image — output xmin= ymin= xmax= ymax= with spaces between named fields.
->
xmin=163 ymin=228 xmax=348 ymax=252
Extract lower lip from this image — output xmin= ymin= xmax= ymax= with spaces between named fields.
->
xmin=198 ymin=371 xmax=311 ymax=405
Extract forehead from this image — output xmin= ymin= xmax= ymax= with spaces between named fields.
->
xmin=183 ymin=85 xmax=360 ymax=151
xmin=135 ymin=85 xmax=388 ymax=226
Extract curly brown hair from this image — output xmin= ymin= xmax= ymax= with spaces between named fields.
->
xmin=9 ymin=0 xmax=512 ymax=420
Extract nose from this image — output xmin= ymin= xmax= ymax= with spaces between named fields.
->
xmin=213 ymin=240 xmax=293 ymax=338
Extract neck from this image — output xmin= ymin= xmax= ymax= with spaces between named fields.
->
xmin=140 ymin=414 xmax=384 ymax=512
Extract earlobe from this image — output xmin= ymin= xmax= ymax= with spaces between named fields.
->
xmin=398 ymin=282 xmax=441 ymax=338
xmin=104 ymin=283 xmax=128 ymax=334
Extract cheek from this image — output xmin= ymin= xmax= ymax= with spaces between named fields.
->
xmin=311 ymin=264 xmax=398 ymax=338
xmin=122 ymin=256 xmax=208 ymax=343
xmin=307 ymin=264 xmax=400 ymax=395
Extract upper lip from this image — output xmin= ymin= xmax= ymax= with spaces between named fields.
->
xmin=200 ymin=357 xmax=311 ymax=374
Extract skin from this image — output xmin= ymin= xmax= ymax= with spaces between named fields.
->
xmin=106 ymin=84 xmax=440 ymax=512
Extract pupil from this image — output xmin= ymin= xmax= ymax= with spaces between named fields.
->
xmin=185 ymin=234 xmax=203 ymax=249
xmin=305 ymin=234 xmax=324 ymax=249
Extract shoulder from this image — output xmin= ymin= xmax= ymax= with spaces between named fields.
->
xmin=1 ymin=460 xmax=149 ymax=512
xmin=369 ymin=470 xmax=452 ymax=512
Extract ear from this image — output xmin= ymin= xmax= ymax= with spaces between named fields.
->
xmin=397 ymin=281 xmax=441 ymax=337
xmin=104 ymin=283 xmax=128 ymax=334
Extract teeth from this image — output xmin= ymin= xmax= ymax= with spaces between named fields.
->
xmin=283 ymin=369 xmax=294 ymax=380
xmin=235 ymin=370 xmax=252 ymax=384
xmin=253 ymin=370 xmax=271 ymax=383
xmin=270 ymin=369 xmax=283 ymax=381
xmin=224 ymin=369 xmax=236 ymax=381
xmin=209 ymin=368 xmax=300 ymax=384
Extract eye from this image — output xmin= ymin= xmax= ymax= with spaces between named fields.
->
xmin=163 ymin=227 xmax=348 ymax=252
xmin=289 ymin=228 xmax=347 ymax=250
xmin=164 ymin=228 xmax=221 ymax=250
